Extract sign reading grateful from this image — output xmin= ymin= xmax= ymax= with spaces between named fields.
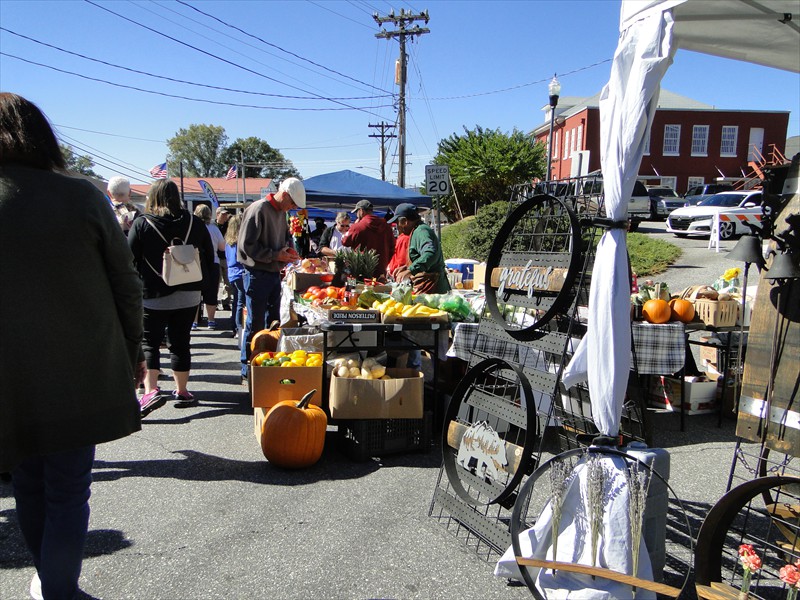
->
xmin=492 ymin=261 xmax=567 ymax=296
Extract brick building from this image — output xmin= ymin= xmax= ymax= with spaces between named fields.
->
xmin=532 ymin=89 xmax=790 ymax=194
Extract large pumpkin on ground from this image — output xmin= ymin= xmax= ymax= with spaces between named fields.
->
xmin=669 ymin=298 xmax=696 ymax=323
xmin=642 ymin=299 xmax=672 ymax=324
xmin=260 ymin=389 xmax=327 ymax=468
xmin=250 ymin=327 xmax=281 ymax=355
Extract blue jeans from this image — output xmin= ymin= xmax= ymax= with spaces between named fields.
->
xmin=12 ymin=445 xmax=95 ymax=600
xmin=230 ymin=277 xmax=245 ymax=333
xmin=241 ymin=269 xmax=281 ymax=376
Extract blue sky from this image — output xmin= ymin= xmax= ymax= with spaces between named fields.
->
xmin=2 ymin=0 xmax=798 ymax=188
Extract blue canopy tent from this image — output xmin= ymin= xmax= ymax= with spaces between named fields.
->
xmin=302 ymin=170 xmax=433 ymax=211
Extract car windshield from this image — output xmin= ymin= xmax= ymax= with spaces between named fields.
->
xmin=698 ymin=193 xmax=750 ymax=207
xmin=650 ymin=188 xmax=678 ymax=197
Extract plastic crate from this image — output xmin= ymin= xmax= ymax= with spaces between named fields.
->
xmin=338 ymin=411 xmax=433 ymax=461
xmin=694 ymin=299 xmax=738 ymax=327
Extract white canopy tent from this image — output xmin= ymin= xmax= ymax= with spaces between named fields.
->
xmin=498 ymin=1 xmax=799 ymax=595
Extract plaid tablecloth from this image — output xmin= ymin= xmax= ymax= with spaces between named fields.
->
xmin=448 ymin=321 xmax=685 ymax=375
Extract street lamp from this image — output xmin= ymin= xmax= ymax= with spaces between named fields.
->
xmin=545 ymin=74 xmax=561 ymax=182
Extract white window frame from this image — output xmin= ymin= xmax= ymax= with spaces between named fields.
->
xmin=552 ymin=131 xmax=559 ymax=159
xmin=663 ymin=124 xmax=681 ymax=156
xmin=660 ymin=176 xmax=677 ymax=190
xmin=563 ymin=130 xmax=571 ymax=159
xmin=720 ymin=126 xmax=738 ymax=157
xmin=576 ymin=124 xmax=583 ymax=153
xmin=691 ymin=125 xmax=709 ymax=157
xmin=687 ymin=176 xmax=705 ymax=192
xmin=643 ymin=131 xmax=651 ymax=156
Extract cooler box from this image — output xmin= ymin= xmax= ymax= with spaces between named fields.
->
xmin=445 ymin=259 xmax=480 ymax=283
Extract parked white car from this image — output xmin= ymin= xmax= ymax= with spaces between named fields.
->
xmin=665 ymin=190 xmax=763 ymax=239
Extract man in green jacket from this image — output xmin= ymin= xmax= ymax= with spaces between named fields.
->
xmin=388 ymin=203 xmax=450 ymax=294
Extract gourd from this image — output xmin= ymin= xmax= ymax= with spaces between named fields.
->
xmin=669 ymin=298 xmax=696 ymax=323
xmin=642 ymin=299 xmax=671 ymax=324
xmin=260 ymin=389 xmax=327 ymax=468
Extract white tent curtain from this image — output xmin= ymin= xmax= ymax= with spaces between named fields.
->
xmin=562 ymin=8 xmax=676 ymax=436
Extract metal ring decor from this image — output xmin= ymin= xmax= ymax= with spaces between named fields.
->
xmin=510 ymin=446 xmax=692 ymax=600
xmin=484 ymin=194 xmax=582 ymax=340
xmin=441 ymin=357 xmax=537 ymax=508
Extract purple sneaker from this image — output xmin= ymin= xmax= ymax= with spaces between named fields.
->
xmin=173 ymin=390 xmax=197 ymax=408
xmin=140 ymin=388 xmax=167 ymax=417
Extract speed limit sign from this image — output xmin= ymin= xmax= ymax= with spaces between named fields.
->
xmin=425 ymin=164 xmax=451 ymax=196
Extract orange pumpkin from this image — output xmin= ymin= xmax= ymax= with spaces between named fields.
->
xmin=250 ymin=327 xmax=281 ymax=354
xmin=260 ymin=389 xmax=327 ymax=468
xmin=642 ymin=298 xmax=671 ymax=324
xmin=669 ymin=298 xmax=696 ymax=323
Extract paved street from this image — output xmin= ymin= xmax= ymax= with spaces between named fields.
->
xmin=1 ymin=223 xmax=750 ymax=599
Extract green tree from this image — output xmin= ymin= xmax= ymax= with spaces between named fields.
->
xmin=166 ymin=124 xmax=228 ymax=177
xmin=60 ymin=144 xmax=98 ymax=177
xmin=433 ymin=126 xmax=545 ymax=218
xmin=220 ymin=137 xmax=299 ymax=179
xmin=440 ymin=201 xmax=511 ymax=261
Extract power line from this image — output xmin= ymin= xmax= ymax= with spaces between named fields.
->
xmin=177 ymin=0 xmax=389 ymax=94
xmin=0 ymin=53 xmax=393 ymax=112
xmin=54 ymin=124 xmax=164 ymax=143
xmin=0 ymin=27 xmax=390 ymax=102
xmin=84 ymin=0 xmax=385 ymax=117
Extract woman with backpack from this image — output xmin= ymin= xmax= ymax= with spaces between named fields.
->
xmin=127 ymin=180 xmax=215 ymax=415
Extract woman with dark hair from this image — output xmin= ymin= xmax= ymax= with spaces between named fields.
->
xmin=0 ymin=93 xmax=145 ymax=600
xmin=127 ymin=180 xmax=215 ymax=411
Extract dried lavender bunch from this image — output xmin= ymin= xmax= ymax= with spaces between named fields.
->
xmin=626 ymin=460 xmax=652 ymax=589
xmin=585 ymin=454 xmax=607 ymax=570
xmin=549 ymin=458 xmax=573 ymax=565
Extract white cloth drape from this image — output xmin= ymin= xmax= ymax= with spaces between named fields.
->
xmin=562 ymin=9 xmax=676 ymax=437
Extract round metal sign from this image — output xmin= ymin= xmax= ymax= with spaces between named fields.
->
xmin=484 ymin=194 xmax=582 ymax=340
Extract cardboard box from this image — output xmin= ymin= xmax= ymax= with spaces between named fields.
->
xmin=472 ymin=263 xmax=487 ymax=288
xmin=288 ymin=272 xmax=327 ymax=292
xmin=329 ymin=368 xmax=423 ymax=419
xmin=648 ymin=375 xmax=718 ymax=415
xmin=327 ymin=309 xmax=381 ymax=323
xmin=698 ymin=336 xmax=721 ymax=365
xmin=251 ymin=364 xmax=322 ymax=409
xmin=254 ymin=406 xmax=268 ymax=441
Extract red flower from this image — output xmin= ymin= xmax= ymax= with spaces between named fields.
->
xmin=738 ymin=544 xmax=754 ymax=557
xmin=781 ymin=564 xmax=800 ymax=586
xmin=742 ymin=552 xmax=762 ymax=572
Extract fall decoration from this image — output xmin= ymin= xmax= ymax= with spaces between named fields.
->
xmin=250 ymin=327 xmax=281 ymax=354
xmin=668 ymin=298 xmax=696 ymax=323
xmin=642 ymin=298 xmax=671 ymax=324
xmin=260 ymin=389 xmax=327 ymax=468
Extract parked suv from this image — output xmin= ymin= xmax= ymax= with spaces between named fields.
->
xmin=683 ymin=183 xmax=734 ymax=206
xmin=577 ymin=173 xmax=650 ymax=231
xmin=647 ymin=185 xmax=681 ymax=219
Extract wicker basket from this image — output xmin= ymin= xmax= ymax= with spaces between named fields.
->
xmin=694 ymin=299 xmax=738 ymax=327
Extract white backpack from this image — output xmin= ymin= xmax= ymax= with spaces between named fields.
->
xmin=143 ymin=216 xmax=203 ymax=286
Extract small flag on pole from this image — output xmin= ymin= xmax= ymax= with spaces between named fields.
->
xmin=149 ymin=162 xmax=168 ymax=179
xmin=225 ymin=164 xmax=237 ymax=180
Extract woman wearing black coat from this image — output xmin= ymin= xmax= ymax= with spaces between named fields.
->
xmin=127 ymin=180 xmax=215 ymax=413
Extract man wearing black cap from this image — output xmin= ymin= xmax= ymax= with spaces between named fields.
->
xmin=388 ymin=202 xmax=450 ymax=294
xmin=342 ymin=199 xmax=394 ymax=278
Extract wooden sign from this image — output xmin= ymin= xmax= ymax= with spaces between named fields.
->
xmin=491 ymin=263 xmax=567 ymax=295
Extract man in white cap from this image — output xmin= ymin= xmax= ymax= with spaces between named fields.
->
xmin=107 ymin=175 xmax=141 ymax=236
xmin=237 ymin=177 xmax=305 ymax=380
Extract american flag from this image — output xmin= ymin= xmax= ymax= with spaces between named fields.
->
xmin=225 ymin=164 xmax=237 ymax=180
xmin=149 ymin=162 xmax=168 ymax=179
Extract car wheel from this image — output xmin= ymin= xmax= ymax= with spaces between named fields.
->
xmin=629 ymin=219 xmax=640 ymax=232
xmin=718 ymin=221 xmax=736 ymax=240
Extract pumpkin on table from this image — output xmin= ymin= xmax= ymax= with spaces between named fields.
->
xmin=669 ymin=298 xmax=696 ymax=323
xmin=642 ymin=298 xmax=672 ymax=324
xmin=260 ymin=389 xmax=327 ymax=468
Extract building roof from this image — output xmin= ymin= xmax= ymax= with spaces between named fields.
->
xmin=548 ymin=88 xmax=714 ymax=122
xmin=130 ymin=177 xmax=274 ymax=199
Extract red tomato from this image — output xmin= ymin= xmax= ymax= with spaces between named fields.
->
xmin=315 ymin=289 xmax=328 ymax=300
xmin=307 ymin=286 xmax=321 ymax=294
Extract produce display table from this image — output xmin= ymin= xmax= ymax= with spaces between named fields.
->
xmin=319 ymin=320 xmax=446 ymax=413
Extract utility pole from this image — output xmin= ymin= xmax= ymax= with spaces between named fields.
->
xmin=368 ymin=122 xmax=397 ymax=181
xmin=373 ymin=9 xmax=429 ymax=188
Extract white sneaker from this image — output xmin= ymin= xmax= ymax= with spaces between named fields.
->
xmin=30 ymin=573 xmax=43 ymax=600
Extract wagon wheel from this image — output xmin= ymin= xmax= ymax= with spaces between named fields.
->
xmin=441 ymin=357 xmax=537 ymax=508
xmin=695 ymin=476 xmax=800 ymax=599
xmin=509 ymin=446 xmax=692 ymax=599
